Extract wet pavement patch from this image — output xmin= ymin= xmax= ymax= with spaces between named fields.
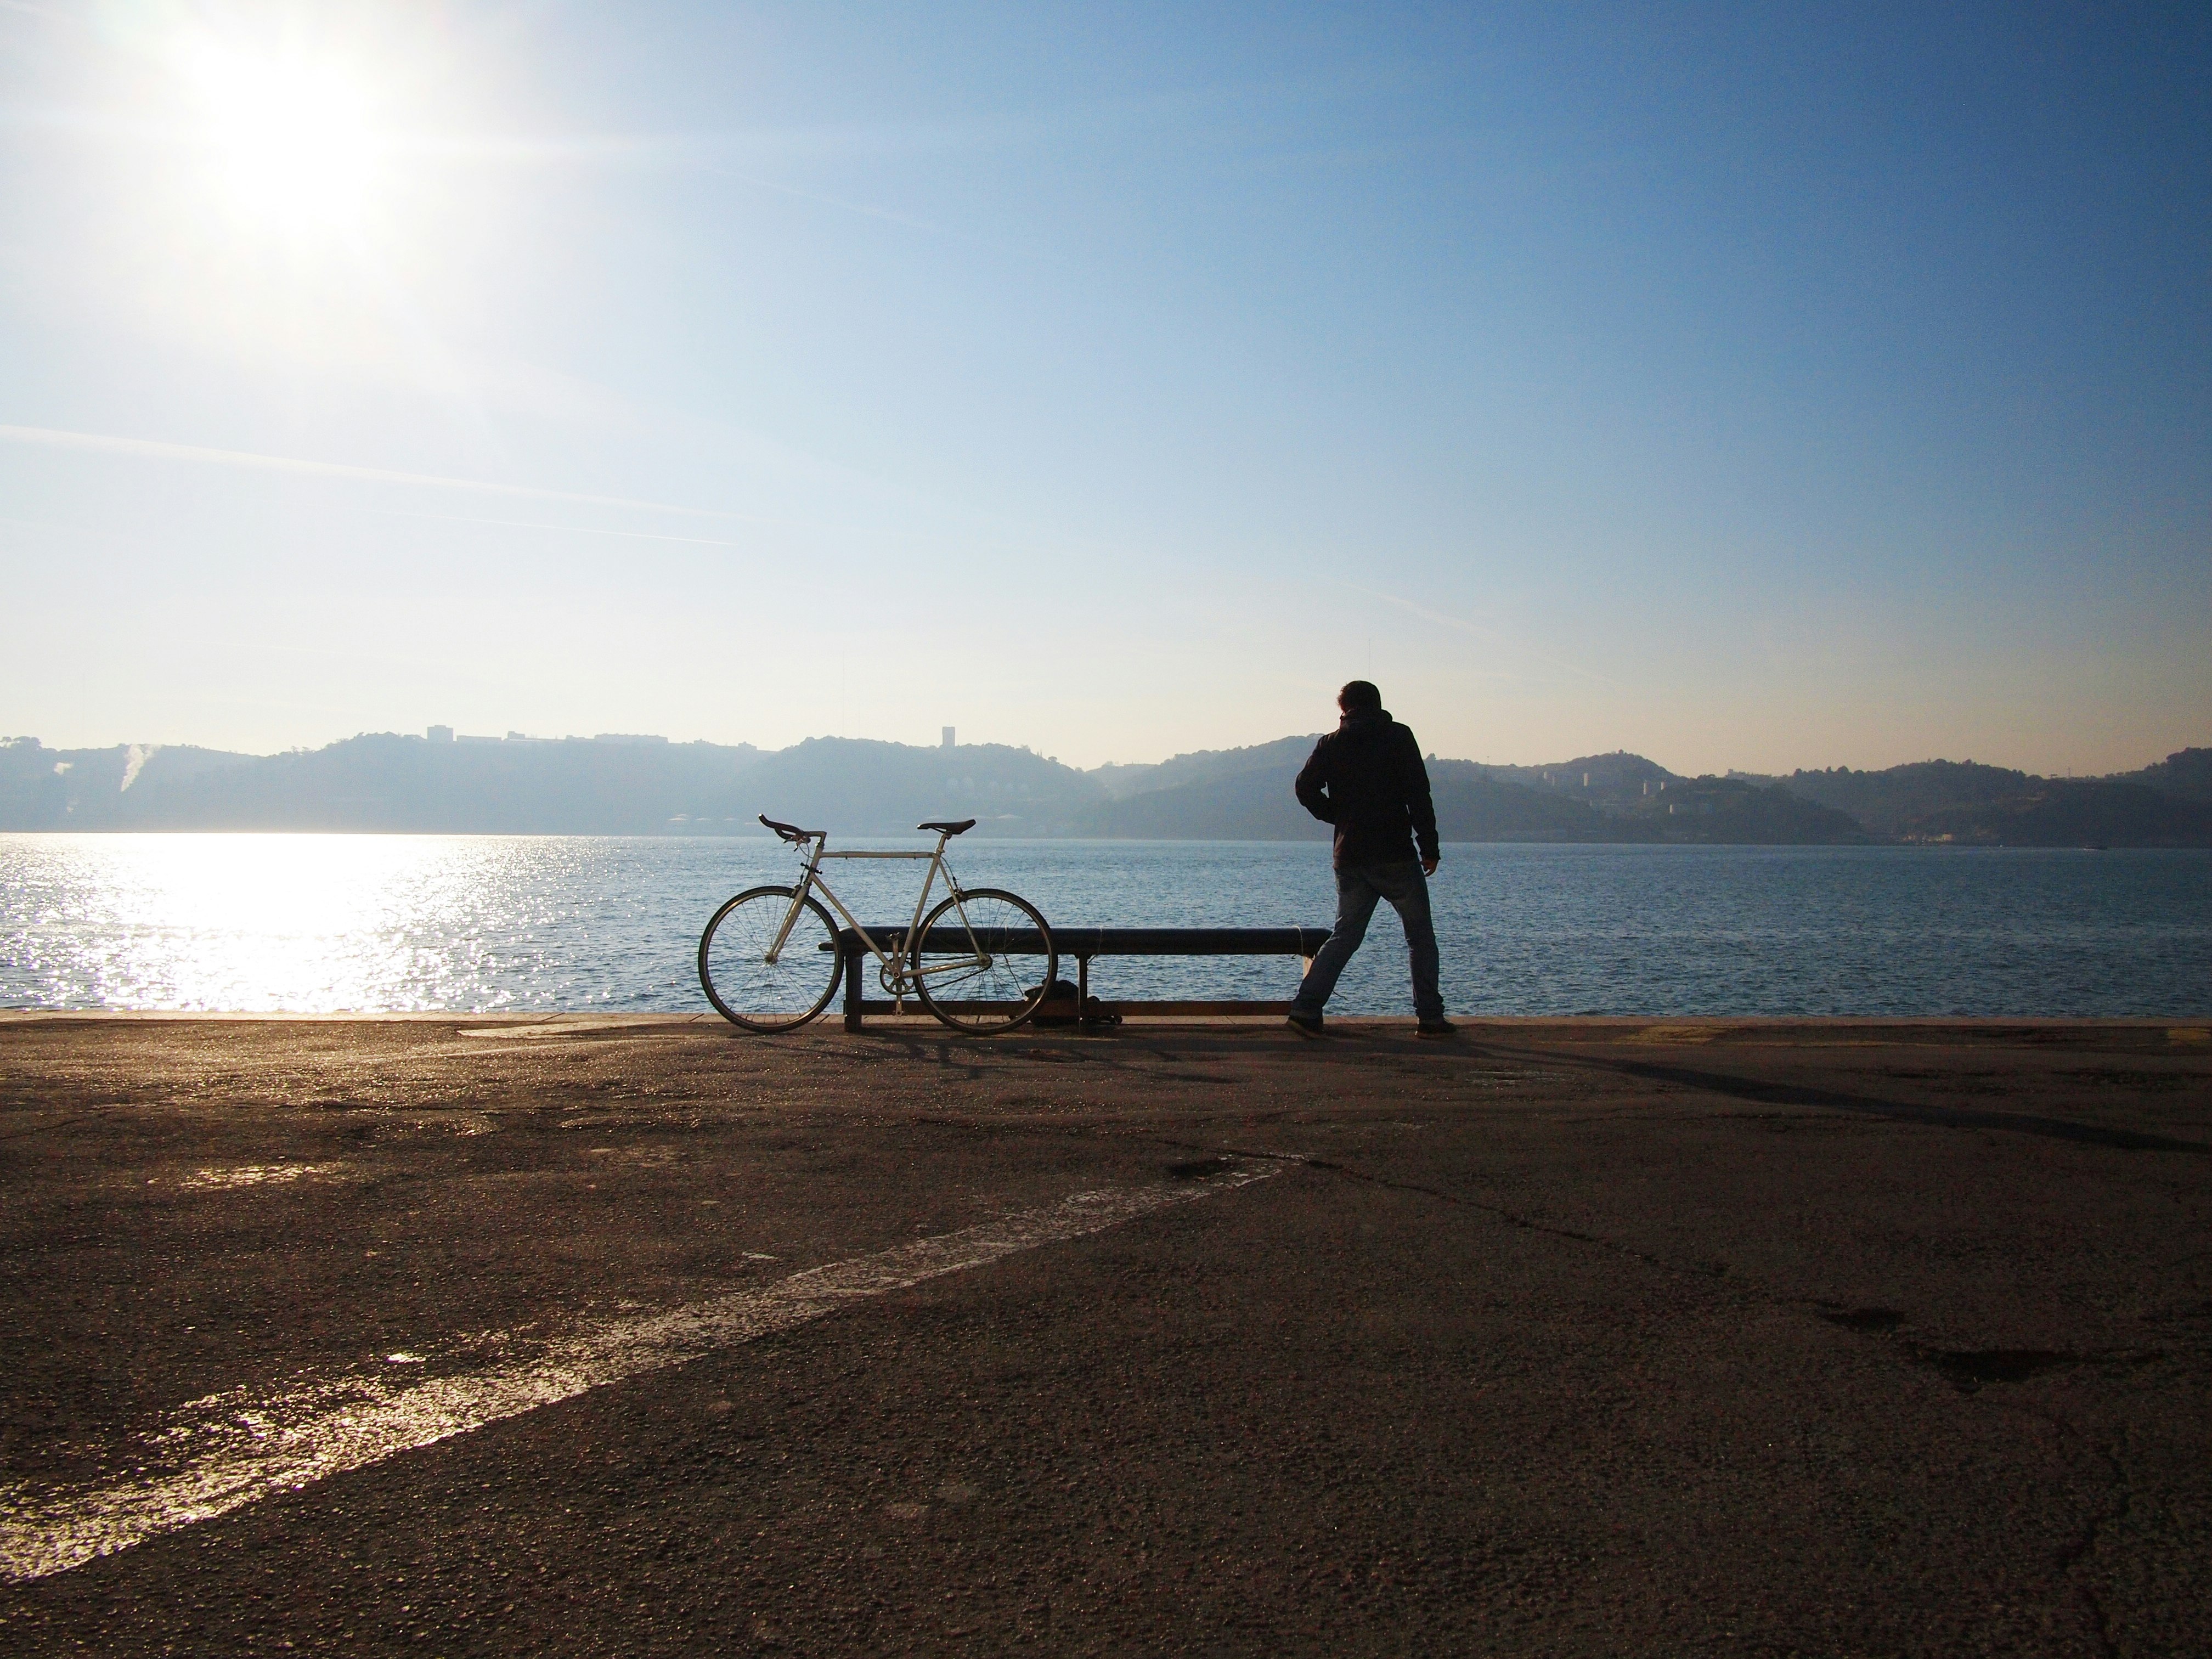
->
xmin=1818 ymin=1306 xmax=1908 ymax=1334
xmin=1915 ymin=1347 xmax=2083 ymax=1391
xmin=1166 ymin=1156 xmax=1234 ymax=1179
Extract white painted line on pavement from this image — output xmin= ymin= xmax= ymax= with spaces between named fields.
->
xmin=1 ymin=1160 xmax=1280 ymax=1582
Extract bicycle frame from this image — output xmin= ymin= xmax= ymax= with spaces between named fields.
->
xmin=761 ymin=828 xmax=988 ymax=994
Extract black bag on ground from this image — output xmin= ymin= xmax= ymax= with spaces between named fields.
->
xmin=1029 ymin=978 xmax=1082 ymax=1026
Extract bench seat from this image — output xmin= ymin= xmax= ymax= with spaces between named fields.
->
xmin=831 ymin=926 xmax=1331 ymax=1029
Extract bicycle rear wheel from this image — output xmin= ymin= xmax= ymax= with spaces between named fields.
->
xmin=911 ymin=889 xmax=1056 ymax=1035
xmin=698 ymin=885 xmax=842 ymax=1032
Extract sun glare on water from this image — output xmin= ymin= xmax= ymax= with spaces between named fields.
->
xmin=3 ymin=836 xmax=534 ymax=1013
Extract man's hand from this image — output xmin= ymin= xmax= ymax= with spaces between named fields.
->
xmin=1421 ymin=855 xmax=1439 ymax=877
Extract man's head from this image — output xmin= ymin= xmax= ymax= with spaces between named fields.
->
xmin=1338 ymin=680 xmax=1383 ymax=716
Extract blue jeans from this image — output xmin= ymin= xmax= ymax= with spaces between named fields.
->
xmin=1292 ymin=860 xmax=1444 ymax=1022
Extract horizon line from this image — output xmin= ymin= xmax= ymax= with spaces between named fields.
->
xmin=2 ymin=728 xmax=2194 ymax=782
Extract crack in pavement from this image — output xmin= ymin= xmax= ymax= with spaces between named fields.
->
xmin=1485 ymin=1043 xmax=2211 ymax=1154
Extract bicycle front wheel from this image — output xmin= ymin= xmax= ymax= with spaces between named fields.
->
xmin=911 ymin=889 xmax=1056 ymax=1035
xmin=698 ymin=885 xmax=842 ymax=1032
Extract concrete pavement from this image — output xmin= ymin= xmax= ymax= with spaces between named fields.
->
xmin=1 ymin=1014 xmax=2207 ymax=1655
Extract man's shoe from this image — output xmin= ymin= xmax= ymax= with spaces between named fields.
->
xmin=1286 ymin=1012 xmax=1327 ymax=1039
xmin=1417 ymin=1018 xmax=1458 ymax=1039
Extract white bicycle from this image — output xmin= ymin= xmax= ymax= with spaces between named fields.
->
xmin=698 ymin=815 xmax=1058 ymax=1035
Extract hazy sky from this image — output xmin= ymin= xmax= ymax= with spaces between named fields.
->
xmin=2 ymin=2 xmax=2206 ymax=773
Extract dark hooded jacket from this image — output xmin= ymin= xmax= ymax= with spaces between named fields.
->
xmin=1294 ymin=709 xmax=1440 ymax=869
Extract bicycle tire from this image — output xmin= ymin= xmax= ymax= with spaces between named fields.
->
xmin=911 ymin=888 xmax=1056 ymax=1035
xmin=698 ymin=885 xmax=843 ymax=1032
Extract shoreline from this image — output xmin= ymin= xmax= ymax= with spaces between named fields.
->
xmin=8 ymin=828 xmax=2212 ymax=848
xmin=5 ymin=1009 xmax=2208 ymax=1034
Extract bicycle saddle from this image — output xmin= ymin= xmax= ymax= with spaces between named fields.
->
xmin=918 ymin=819 xmax=977 ymax=836
xmin=758 ymin=814 xmax=821 ymax=843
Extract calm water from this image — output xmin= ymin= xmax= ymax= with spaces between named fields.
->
xmin=2 ymin=834 xmax=2207 ymax=1017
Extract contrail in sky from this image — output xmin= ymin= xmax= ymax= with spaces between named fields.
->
xmin=0 ymin=426 xmax=735 ymax=520
xmin=702 ymin=166 xmax=1069 ymax=267
xmin=378 ymin=510 xmax=752 ymax=548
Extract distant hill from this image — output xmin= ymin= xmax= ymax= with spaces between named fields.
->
xmin=1437 ymin=749 xmax=1866 ymax=840
xmin=0 ymin=732 xmax=1099 ymax=838
xmin=1899 ymin=780 xmax=2212 ymax=848
xmin=1776 ymin=761 xmax=2039 ymax=837
xmin=0 ymin=733 xmax=764 ymax=834
xmin=1776 ymin=758 xmax=2212 ymax=845
xmin=2111 ymin=747 xmax=2212 ymax=803
xmin=3 ymin=730 xmax=2204 ymax=844
xmin=1079 ymin=749 xmax=1860 ymax=844
xmin=1080 ymin=763 xmax=1323 ymax=840
xmin=1435 ymin=776 xmax=1643 ymax=840
xmin=733 ymin=737 xmax=1105 ymax=836
xmin=1079 ymin=745 xmax=1639 ymax=842
xmin=1088 ymin=736 xmax=1322 ymax=802
xmin=1476 ymin=750 xmax=1680 ymax=814
xmin=1 ymin=740 xmax=255 ymax=830
xmin=1624 ymin=776 xmax=1868 ymax=844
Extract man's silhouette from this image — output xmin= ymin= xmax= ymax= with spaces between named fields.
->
xmin=1288 ymin=681 xmax=1453 ymax=1037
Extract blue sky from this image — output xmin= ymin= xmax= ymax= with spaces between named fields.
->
xmin=1 ymin=1 xmax=2205 ymax=772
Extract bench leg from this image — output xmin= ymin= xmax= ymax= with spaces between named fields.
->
xmin=842 ymin=945 xmax=864 ymax=1031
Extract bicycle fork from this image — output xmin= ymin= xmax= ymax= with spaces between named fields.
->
xmin=764 ymin=839 xmax=827 ymax=964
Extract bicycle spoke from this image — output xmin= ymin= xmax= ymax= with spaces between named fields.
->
xmin=698 ymin=887 xmax=842 ymax=1032
xmin=912 ymin=889 xmax=1055 ymax=1035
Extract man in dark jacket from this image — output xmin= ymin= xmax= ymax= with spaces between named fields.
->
xmin=1288 ymin=681 xmax=1453 ymax=1037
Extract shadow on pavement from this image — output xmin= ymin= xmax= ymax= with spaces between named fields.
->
xmin=1520 ymin=1049 xmax=2210 ymax=1154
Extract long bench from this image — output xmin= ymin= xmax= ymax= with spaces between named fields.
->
xmin=831 ymin=926 xmax=1331 ymax=1030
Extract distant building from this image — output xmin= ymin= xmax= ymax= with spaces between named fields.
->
xmin=593 ymin=733 xmax=669 ymax=745
xmin=942 ymin=726 xmax=956 ymax=749
xmin=426 ymin=725 xmax=453 ymax=742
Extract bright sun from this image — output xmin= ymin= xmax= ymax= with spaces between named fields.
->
xmin=176 ymin=44 xmax=385 ymax=236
